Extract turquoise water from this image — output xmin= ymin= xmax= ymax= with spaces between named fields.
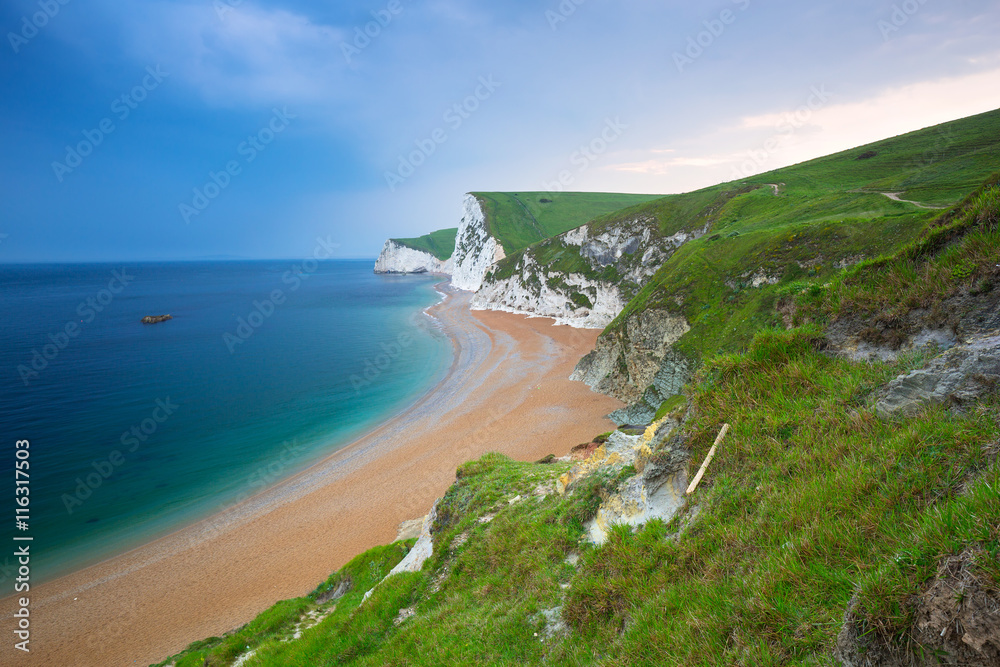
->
xmin=0 ymin=260 xmax=450 ymax=583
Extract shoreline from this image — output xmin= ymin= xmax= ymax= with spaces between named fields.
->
xmin=0 ymin=284 xmax=622 ymax=666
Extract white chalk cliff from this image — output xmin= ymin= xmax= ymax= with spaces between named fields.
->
xmin=472 ymin=252 xmax=627 ymax=328
xmin=373 ymin=240 xmax=453 ymax=275
xmin=374 ymin=194 xmax=691 ymax=330
xmin=471 ymin=220 xmax=706 ymax=329
xmin=451 ymin=194 xmax=506 ymax=292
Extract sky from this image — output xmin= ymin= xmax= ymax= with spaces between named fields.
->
xmin=1 ymin=0 xmax=1000 ymax=262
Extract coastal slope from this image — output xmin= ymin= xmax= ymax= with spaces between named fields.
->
xmin=455 ymin=191 xmax=663 ymax=290
xmin=575 ymin=108 xmax=1000 ymax=422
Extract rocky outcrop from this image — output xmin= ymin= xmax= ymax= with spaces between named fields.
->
xmin=586 ymin=418 xmax=688 ymax=544
xmin=557 ymin=417 xmax=690 ymax=545
xmin=374 ymin=240 xmax=453 ymax=275
xmin=473 ymin=220 xmax=706 ymax=328
xmin=876 ymin=331 xmax=1000 ymax=417
xmin=826 ymin=288 xmax=1000 ymax=362
xmin=362 ymin=501 xmax=439 ymax=603
xmin=452 ymin=194 xmax=505 ymax=291
xmin=572 ymin=309 xmax=692 ymax=424
xmin=387 ymin=502 xmax=437 ymax=576
xmin=557 ymin=430 xmax=642 ymax=495
xmin=141 ymin=314 xmax=172 ymax=324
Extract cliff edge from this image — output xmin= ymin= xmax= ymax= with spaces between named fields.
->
xmin=374 ymin=239 xmax=453 ymax=275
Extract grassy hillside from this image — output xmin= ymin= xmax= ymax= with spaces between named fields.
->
xmin=608 ymin=108 xmax=1000 ymax=360
xmin=154 ymin=181 xmax=999 ymax=666
xmin=473 ymin=191 xmax=662 ymax=254
xmin=393 ymin=228 xmax=458 ymax=261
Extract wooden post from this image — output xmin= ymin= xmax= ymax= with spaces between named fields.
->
xmin=686 ymin=423 xmax=730 ymax=495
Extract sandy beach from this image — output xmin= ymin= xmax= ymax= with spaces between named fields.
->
xmin=1 ymin=285 xmax=622 ymax=666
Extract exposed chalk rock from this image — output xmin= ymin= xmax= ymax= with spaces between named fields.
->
xmin=472 ymin=218 xmax=705 ymax=328
xmin=395 ymin=516 xmax=426 ymax=542
xmin=362 ymin=501 xmax=439 ymax=603
xmin=374 ymin=240 xmax=453 ymax=275
xmin=572 ymin=309 xmax=692 ymax=421
xmin=472 ymin=259 xmax=627 ymax=328
xmin=876 ymin=331 xmax=1000 ymax=417
xmin=452 ymin=194 xmax=505 ymax=291
xmin=586 ymin=418 xmax=688 ymax=544
xmin=388 ymin=502 xmax=438 ymax=576
xmin=557 ymin=430 xmax=642 ymax=495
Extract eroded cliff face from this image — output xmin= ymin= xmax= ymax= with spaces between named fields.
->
xmin=572 ymin=309 xmax=692 ymax=425
xmin=472 ymin=254 xmax=626 ymax=328
xmin=451 ymin=194 xmax=505 ymax=291
xmin=373 ymin=240 xmax=453 ymax=275
xmin=472 ymin=219 xmax=705 ymax=328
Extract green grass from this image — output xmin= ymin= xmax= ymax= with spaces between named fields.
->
xmin=472 ymin=191 xmax=662 ymax=254
xmin=795 ymin=179 xmax=1000 ymax=335
xmin=604 ymin=108 xmax=1000 ymax=367
xmin=552 ymin=332 xmax=998 ymax=665
xmin=392 ymin=228 xmax=458 ymax=261
xmin=483 ymin=110 xmax=1000 ymax=327
xmin=483 ymin=185 xmax=752 ymax=295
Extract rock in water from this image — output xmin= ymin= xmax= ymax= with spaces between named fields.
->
xmin=141 ymin=314 xmax=173 ymax=324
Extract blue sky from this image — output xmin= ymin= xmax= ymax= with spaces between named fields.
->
xmin=2 ymin=0 xmax=999 ymax=262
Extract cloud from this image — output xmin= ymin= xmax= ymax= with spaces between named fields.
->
xmin=606 ymin=155 xmax=736 ymax=174
xmin=733 ymin=65 xmax=1000 ymax=169
xmin=112 ymin=1 xmax=347 ymax=107
xmin=593 ymin=66 xmax=1000 ymax=193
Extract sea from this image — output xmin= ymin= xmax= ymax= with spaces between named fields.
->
xmin=0 ymin=260 xmax=451 ymax=584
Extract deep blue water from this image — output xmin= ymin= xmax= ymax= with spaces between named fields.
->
xmin=0 ymin=260 xmax=450 ymax=583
